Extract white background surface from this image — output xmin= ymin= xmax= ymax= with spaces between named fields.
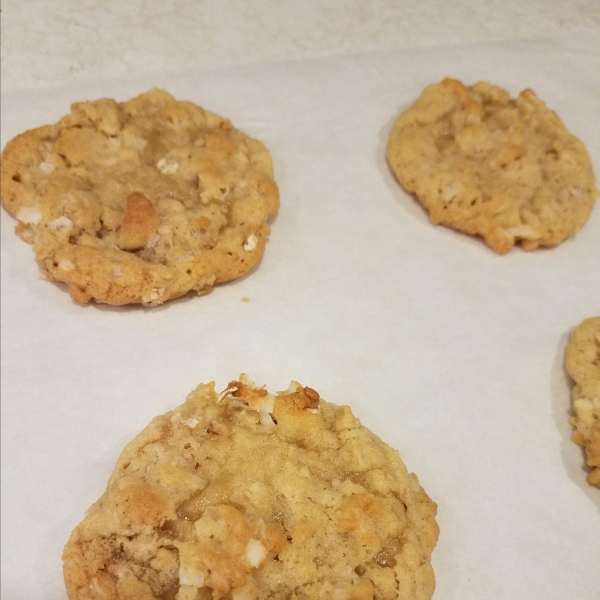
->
xmin=2 ymin=3 xmax=600 ymax=600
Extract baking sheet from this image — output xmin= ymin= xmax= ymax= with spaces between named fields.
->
xmin=2 ymin=35 xmax=600 ymax=599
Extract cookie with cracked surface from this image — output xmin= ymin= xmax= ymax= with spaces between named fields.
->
xmin=386 ymin=79 xmax=598 ymax=253
xmin=0 ymin=89 xmax=279 ymax=305
xmin=565 ymin=317 xmax=600 ymax=487
xmin=63 ymin=375 xmax=439 ymax=600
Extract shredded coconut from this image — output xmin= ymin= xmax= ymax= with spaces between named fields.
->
xmin=259 ymin=411 xmax=276 ymax=426
xmin=58 ymin=259 xmax=74 ymax=271
xmin=171 ymin=413 xmax=202 ymax=429
xmin=574 ymin=397 xmax=600 ymax=411
xmin=441 ymin=184 xmax=461 ymax=201
xmin=218 ymin=383 xmax=239 ymax=402
xmin=178 ymin=564 xmax=206 ymax=587
xmin=192 ymin=274 xmax=217 ymax=292
xmin=505 ymin=225 xmax=541 ymax=240
xmin=333 ymin=588 xmax=350 ymax=600
xmin=253 ymin=394 xmax=275 ymax=413
xmin=39 ymin=162 xmax=56 ymax=175
xmin=141 ymin=287 xmax=165 ymax=305
xmin=239 ymin=374 xmax=255 ymax=386
xmin=90 ymin=577 xmax=105 ymax=595
xmin=228 ymin=399 xmax=250 ymax=410
xmin=156 ymin=157 xmax=180 ymax=175
xmin=245 ymin=539 xmax=266 ymax=568
xmin=16 ymin=206 xmax=42 ymax=225
xmin=243 ymin=234 xmax=258 ymax=252
xmin=232 ymin=585 xmax=255 ymax=600
xmin=280 ymin=381 xmax=303 ymax=395
xmin=50 ymin=216 xmax=74 ymax=232
xmin=146 ymin=235 xmax=160 ymax=249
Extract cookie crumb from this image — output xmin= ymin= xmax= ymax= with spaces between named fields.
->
xmin=242 ymin=297 xmax=250 ymax=303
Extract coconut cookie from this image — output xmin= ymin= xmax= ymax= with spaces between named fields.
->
xmin=63 ymin=375 xmax=439 ymax=600
xmin=565 ymin=317 xmax=600 ymax=487
xmin=386 ymin=79 xmax=598 ymax=253
xmin=0 ymin=89 xmax=279 ymax=305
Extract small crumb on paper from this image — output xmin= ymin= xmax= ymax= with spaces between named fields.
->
xmin=242 ymin=297 xmax=250 ymax=303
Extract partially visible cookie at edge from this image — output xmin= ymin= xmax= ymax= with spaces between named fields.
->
xmin=565 ymin=317 xmax=600 ymax=487
xmin=63 ymin=375 xmax=439 ymax=600
xmin=386 ymin=78 xmax=598 ymax=254
xmin=0 ymin=89 xmax=279 ymax=306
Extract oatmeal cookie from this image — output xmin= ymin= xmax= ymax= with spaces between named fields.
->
xmin=0 ymin=89 xmax=279 ymax=305
xmin=565 ymin=317 xmax=600 ymax=487
xmin=63 ymin=375 xmax=439 ymax=600
xmin=386 ymin=79 xmax=598 ymax=253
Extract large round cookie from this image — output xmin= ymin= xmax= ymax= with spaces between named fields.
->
xmin=386 ymin=79 xmax=598 ymax=254
xmin=0 ymin=89 xmax=279 ymax=305
xmin=63 ymin=375 xmax=439 ymax=600
xmin=565 ymin=317 xmax=600 ymax=487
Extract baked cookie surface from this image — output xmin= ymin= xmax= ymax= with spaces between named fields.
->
xmin=63 ymin=375 xmax=439 ymax=600
xmin=1 ymin=89 xmax=279 ymax=305
xmin=386 ymin=79 xmax=598 ymax=253
xmin=565 ymin=317 xmax=600 ymax=487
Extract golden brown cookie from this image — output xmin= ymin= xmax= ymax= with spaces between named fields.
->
xmin=565 ymin=317 xmax=600 ymax=487
xmin=63 ymin=375 xmax=439 ymax=600
xmin=1 ymin=89 xmax=279 ymax=305
xmin=386 ymin=79 xmax=598 ymax=253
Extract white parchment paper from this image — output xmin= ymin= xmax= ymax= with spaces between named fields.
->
xmin=2 ymin=35 xmax=600 ymax=599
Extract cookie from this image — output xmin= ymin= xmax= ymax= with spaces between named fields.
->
xmin=0 ymin=89 xmax=279 ymax=305
xmin=386 ymin=79 xmax=598 ymax=253
xmin=63 ymin=375 xmax=439 ymax=600
xmin=565 ymin=317 xmax=600 ymax=487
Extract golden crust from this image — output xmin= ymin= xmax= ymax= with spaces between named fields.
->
xmin=0 ymin=89 xmax=279 ymax=306
xmin=63 ymin=376 xmax=439 ymax=600
xmin=565 ymin=317 xmax=600 ymax=487
xmin=386 ymin=79 xmax=598 ymax=253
